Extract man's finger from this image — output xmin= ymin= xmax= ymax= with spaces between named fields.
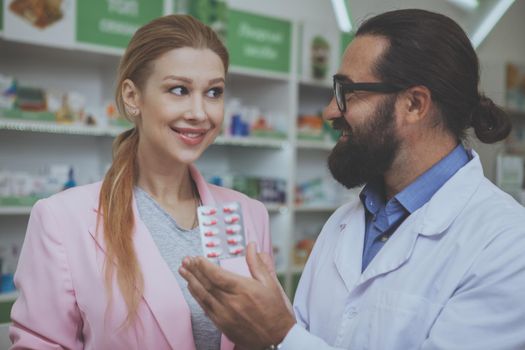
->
xmin=179 ymin=264 xmax=222 ymax=316
xmin=246 ymin=242 xmax=272 ymax=285
xmin=258 ymin=252 xmax=276 ymax=274
xmin=185 ymin=256 xmax=246 ymax=294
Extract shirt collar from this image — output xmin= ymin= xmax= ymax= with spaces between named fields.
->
xmin=395 ymin=143 xmax=470 ymax=213
xmin=360 ymin=143 xmax=470 ymax=215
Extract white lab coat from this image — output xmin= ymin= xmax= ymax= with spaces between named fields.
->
xmin=281 ymin=151 xmax=525 ymax=350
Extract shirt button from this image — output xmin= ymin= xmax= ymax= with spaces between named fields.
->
xmin=380 ymin=235 xmax=389 ymax=242
xmin=346 ymin=307 xmax=358 ymax=319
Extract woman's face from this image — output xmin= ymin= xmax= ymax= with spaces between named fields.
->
xmin=127 ymin=47 xmax=225 ymax=166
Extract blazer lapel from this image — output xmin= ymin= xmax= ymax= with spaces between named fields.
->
xmin=88 ymin=197 xmax=196 ymax=350
xmin=191 ymin=165 xmax=240 ymax=350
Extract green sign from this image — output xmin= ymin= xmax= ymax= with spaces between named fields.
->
xmin=76 ymin=0 xmax=163 ymax=49
xmin=227 ymin=10 xmax=291 ymax=73
xmin=340 ymin=32 xmax=355 ymax=58
xmin=188 ymin=0 xmax=228 ymax=42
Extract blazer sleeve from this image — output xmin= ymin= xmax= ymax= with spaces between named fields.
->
xmin=9 ymin=200 xmax=84 ymax=350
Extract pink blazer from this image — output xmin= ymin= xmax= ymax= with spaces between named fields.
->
xmin=9 ymin=165 xmax=272 ymax=350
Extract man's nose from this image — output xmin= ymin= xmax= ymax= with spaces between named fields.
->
xmin=322 ymin=96 xmax=340 ymax=121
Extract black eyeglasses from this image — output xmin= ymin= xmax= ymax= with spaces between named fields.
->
xmin=333 ymin=75 xmax=404 ymax=113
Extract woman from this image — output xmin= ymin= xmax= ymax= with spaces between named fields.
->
xmin=9 ymin=15 xmax=272 ymax=350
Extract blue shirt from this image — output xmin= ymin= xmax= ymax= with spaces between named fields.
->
xmin=359 ymin=144 xmax=470 ymax=271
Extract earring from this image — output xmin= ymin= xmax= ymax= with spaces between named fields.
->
xmin=127 ymin=107 xmax=139 ymax=117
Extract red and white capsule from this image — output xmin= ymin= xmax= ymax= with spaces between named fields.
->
xmin=199 ymin=206 xmax=217 ymax=216
xmin=203 ymin=228 xmax=219 ymax=237
xmin=205 ymin=239 xmax=221 ymax=248
xmin=223 ymin=203 xmax=239 ymax=214
xmin=225 ymin=224 xmax=241 ymax=235
xmin=224 ymin=214 xmax=240 ymax=224
xmin=206 ymin=249 xmax=223 ymax=258
xmin=201 ymin=218 xmax=218 ymax=226
xmin=228 ymin=247 xmax=244 ymax=256
xmin=226 ymin=235 xmax=243 ymax=245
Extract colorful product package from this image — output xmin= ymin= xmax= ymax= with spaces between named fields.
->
xmin=197 ymin=202 xmax=247 ymax=261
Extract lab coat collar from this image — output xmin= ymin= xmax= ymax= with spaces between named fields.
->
xmin=333 ymin=151 xmax=485 ymax=290
xmin=414 ymin=150 xmax=484 ymax=237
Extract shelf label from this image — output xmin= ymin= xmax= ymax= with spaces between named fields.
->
xmin=76 ymin=0 xmax=163 ymax=49
xmin=227 ymin=9 xmax=291 ymax=73
xmin=3 ymin=0 xmax=75 ymax=48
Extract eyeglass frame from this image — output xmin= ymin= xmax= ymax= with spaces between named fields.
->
xmin=333 ymin=75 xmax=404 ymax=113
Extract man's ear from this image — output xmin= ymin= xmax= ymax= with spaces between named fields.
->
xmin=121 ymin=79 xmax=141 ymax=116
xmin=398 ymin=85 xmax=432 ymax=125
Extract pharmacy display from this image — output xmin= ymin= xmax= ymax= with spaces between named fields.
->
xmin=3 ymin=0 xmax=75 ymax=48
xmin=300 ymin=21 xmax=340 ymax=82
xmin=76 ymin=0 xmax=163 ymax=48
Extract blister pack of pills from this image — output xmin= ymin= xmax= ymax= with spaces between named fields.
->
xmin=197 ymin=202 xmax=246 ymax=261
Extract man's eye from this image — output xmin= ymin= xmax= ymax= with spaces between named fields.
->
xmin=207 ymin=87 xmax=224 ymax=98
xmin=170 ymin=86 xmax=188 ymax=96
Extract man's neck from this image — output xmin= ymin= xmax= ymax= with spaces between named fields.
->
xmin=383 ymin=136 xmax=459 ymax=200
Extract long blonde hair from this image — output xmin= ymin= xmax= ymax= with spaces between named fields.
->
xmin=98 ymin=14 xmax=229 ymax=326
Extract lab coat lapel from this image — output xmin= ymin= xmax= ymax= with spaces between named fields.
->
xmin=333 ymin=201 xmax=366 ymax=292
xmin=358 ymin=214 xmax=421 ymax=284
xmin=358 ymin=150 xmax=485 ymax=284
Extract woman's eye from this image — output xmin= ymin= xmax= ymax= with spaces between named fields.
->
xmin=207 ymin=87 xmax=224 ymax=98
xmin=169 ymin=86 xmax=188 ymax=96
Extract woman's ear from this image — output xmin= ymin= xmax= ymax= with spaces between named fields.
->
xmin=121 ymin=79 xmax=141 ymax=117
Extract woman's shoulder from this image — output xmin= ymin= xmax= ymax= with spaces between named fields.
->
xmin=35 ymin=181 xmax=102 ymax=213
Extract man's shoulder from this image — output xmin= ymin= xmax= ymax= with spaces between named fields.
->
xmin=468 ymin=178 xmax=525 ymax=227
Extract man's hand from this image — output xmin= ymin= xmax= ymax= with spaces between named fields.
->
xmin=179 ymin=242 xmax=296 ymax=349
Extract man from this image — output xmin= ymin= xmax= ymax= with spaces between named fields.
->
xmin=179 ymin=9 xmax=525 ymax=350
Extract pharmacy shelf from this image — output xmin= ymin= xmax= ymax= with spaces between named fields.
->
xmin=230 ymin=65 xmax=290 ymax=82
xmin=506 ymin=109 xmax=525 ymax=118
xmin=296 ymin=139 xmax=335 ymax=150
xmin=0 ymin=292 xmax=18 ymax=303
xmin=214 ymin=135 xmax=288 ymax=148
xmin=264 ymin=203 xmax=288 ymax=213
xmin=0 ymin=119 xmax=288 ymax=148
xmin=0 ymin=207 xmax=32 ymax=215
xmin=294 ymin=204 xmax=339 ymax=212
xmin=0 ymin=118 xmax=127 ymax=137
xmin=289 ymin=265 xmax=305 ymax=274
xmin=299 ymin=78 xmax=332 ymax=89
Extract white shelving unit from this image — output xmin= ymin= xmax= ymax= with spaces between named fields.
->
xmin=0 ymin=18 xmax=349 ymax=297
xmin=0 ymin=292 xmax=18 ymax=303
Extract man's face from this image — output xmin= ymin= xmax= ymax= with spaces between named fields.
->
xmin=325 ymin=35 xmax=402 ymax=189
xmin=328 ymin=95 xmax=400 ymax=189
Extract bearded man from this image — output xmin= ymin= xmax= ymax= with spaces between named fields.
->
xmin=180 ymin=9 xmax=525 ymax=350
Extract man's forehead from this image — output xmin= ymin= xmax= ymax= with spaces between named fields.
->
xmin=337 ymin=35 xmax=389 ymax=81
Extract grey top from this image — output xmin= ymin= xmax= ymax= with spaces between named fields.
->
xmin=134 ymin=187 xmax=221 ymax=350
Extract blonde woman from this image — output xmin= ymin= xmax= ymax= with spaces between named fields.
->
xmin=9 ymin=15 xmax=272 ymax=350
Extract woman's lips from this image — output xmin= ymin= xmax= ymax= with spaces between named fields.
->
xmin=171 ymin=127 xmax=208 ymax=146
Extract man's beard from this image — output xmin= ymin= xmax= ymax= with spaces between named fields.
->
xmin=328 ymin=96 xmax=401 ymax=189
